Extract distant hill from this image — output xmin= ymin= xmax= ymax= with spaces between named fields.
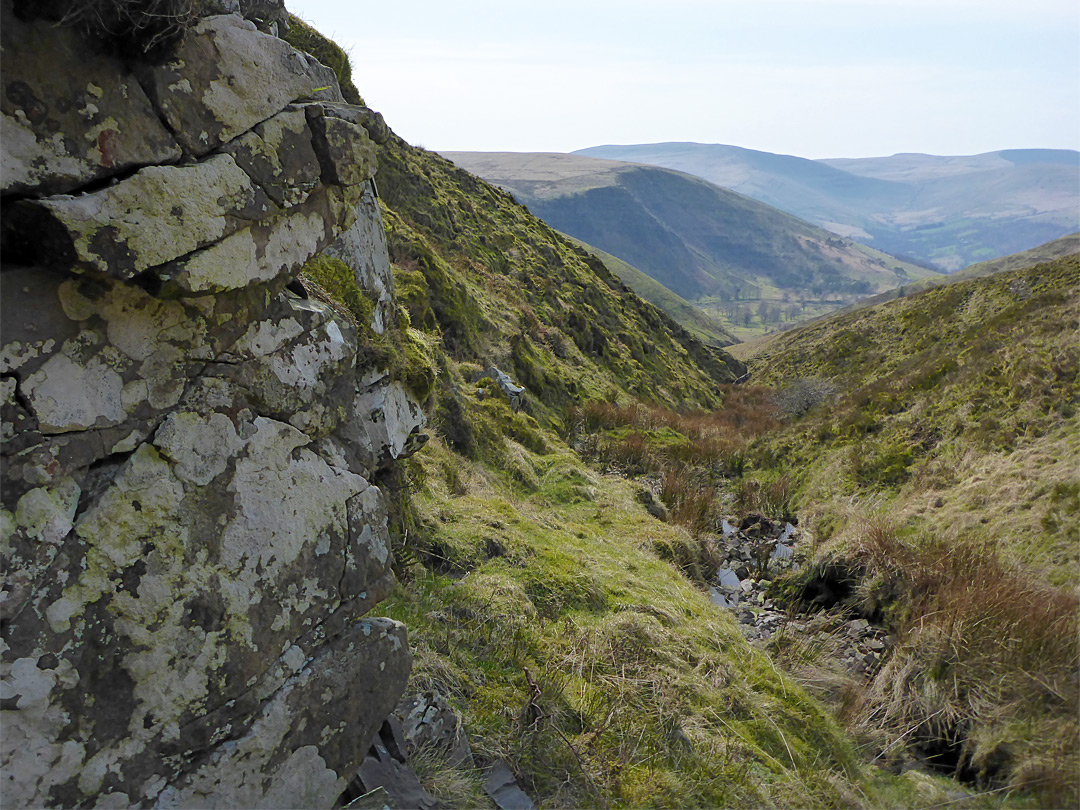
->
xmin=575 ymin=143 xmax=1080 ymax=271
xmin=441 ymin=151 xmax=937 ymax=312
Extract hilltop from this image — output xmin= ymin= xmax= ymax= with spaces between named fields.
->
xmin=576 ymin=143 xmax=1079 ymax=271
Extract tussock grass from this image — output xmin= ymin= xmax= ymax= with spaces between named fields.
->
xmin=803 ymin=518 xmax=1080 ymax=806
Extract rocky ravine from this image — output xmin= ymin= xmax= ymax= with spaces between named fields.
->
xmin=1 ymin=4 xmax=424 ymax=807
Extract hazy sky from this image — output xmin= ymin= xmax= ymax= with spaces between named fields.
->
xmin=289 ymin=0 xmax=1079 ymax=159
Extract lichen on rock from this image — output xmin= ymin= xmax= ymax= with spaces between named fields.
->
xmin=0 ymin=2 xmax=422 ymax=806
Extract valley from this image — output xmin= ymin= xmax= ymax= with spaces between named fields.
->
xmin=442 ymin=151 xmax=941 ymax=340
xmin=1 ymin=5 xmax=1076 ymax=810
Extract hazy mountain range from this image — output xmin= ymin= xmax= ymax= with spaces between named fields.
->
xmin=574 ymin=143 xmax=1079 ymax=271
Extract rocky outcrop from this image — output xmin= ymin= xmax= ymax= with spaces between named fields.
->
xmin=1 ymin=5 xmax=421 ymax=807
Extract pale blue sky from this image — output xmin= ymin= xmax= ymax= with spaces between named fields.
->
xmin=289 ymin=0 xmax=1079 ymax=159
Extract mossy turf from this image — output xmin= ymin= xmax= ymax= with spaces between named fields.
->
xmin=375 ymin=136 xmax=746 ymax=428
xmin=743 ymin=258 xmax=1079 ymax=576
xmin=740 ymin=257 xmax=1080 ymax=805
xmin=284 ymin=14 xmax=364 ymax=105
xmin=380 ymin=439 xmax=870 ymax=809
xmin=300 ymin=254 xmax=437 ymax=403
xmin=284 ymin=19 xmax=1075 ymax=803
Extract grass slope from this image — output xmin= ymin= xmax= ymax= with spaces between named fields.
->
xmin=746 ymin=256 xmax=1079 ymax=580
xmin=784 ymin=232 xmax=1080 ymax=332
xmin=355 ymin=139 xmax=902 ymax=807
xmin=561 ymin=235 xmax=739 ymax=347
xmin=299 ymin=20 xmax=1075 ymax=807
xmin=561 ymin=258 xmax=1079 ymax=805
xmin=379 ymin=439 xmax=878 ymax=808
xmin=377 ymin=139 xmax=745 ymax=418
xmin=741 ymin=257 xmax=1080 ymax=805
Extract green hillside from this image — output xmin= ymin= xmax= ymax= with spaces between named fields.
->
xmin=568 ymin=258 xmax=1079 ymax=806
xmin=561 ymin=235 xmax=738 ymax=347
xmin=746 ymin=256 xmax=1079 ymax=584
xmin=739 ymin=257 xmax=1080 ymax=804
xmin=312 ymin=134 xmax=986 ymax=810
xmin=352 ymin=139 xmax=884 ymax=807
xmin=802 ymin=232 xmax=1080 ymax=323
xmin=289 ymin=21 xmax=1078 ymax=809
xmin=953 ymin=231 xmax=1080 ymax=281
xmin=372 ymin=139 xmax=745 ymax=417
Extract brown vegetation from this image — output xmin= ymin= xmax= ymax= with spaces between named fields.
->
xmin=816 ymin=519 xmax=1080 ymax=806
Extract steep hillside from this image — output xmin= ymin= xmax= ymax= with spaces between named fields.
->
xmin=561 ymin=235 xmax=739 ymax=347
xmin=442 ymin=151 xmax=936 ymax=338
xmin=375 ymin=140 xmax=744 ymax=416
xmin=577 ymin=143 xmax=1080 ymax=271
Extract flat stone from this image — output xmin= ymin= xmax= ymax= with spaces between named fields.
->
xmin=137 ymin=14 xmax=343 ymax=157
xmin=217 ymin=293 xmax=357 ymax=436
xmin=159 ymin=184 xmax=359 ymax=294
xmin=771 ymin=542 xmax=793 ymax=560
xmin=320 ymin=103 xmax=391 ymax=145
xmin=709 ymin=587 xmax=736 ymax=609
xmin=484 ymin=761 xmax=537 ymax=810
xmin=332 ymin=376 xmax=427 ymax=476
xmin=5 ymin=154 xmax=277 ymax=277
xmin=221 ymin=106 xmax=322 ymax=208
xmin=396 ymin=690 xmax=474 ymax=768
xmin=307 ymin=105 xmax=378 ymax=187
xmin=355 ymin=718 xmax=438 ymax=810
xmin=716 ymin=568 xmax=741 ymax=589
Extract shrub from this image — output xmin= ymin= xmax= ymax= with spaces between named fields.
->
xmin=597 ymin=431 xmax=653 ymax=474
xmin=659 ymin=467 xmax=717 ymax=534
xmin=734 ymin=476 xmax=794 ymax=517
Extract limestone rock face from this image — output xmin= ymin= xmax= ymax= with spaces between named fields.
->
xmin=325 ymin=183 xmax=397 ymax=335
xmin=0 ymin=1 xmax=183 ymax=196
xmin=138 ymin=14 xmax=343 ymax=158
xmin=1 ymin=7 xmax=421 ymax=808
